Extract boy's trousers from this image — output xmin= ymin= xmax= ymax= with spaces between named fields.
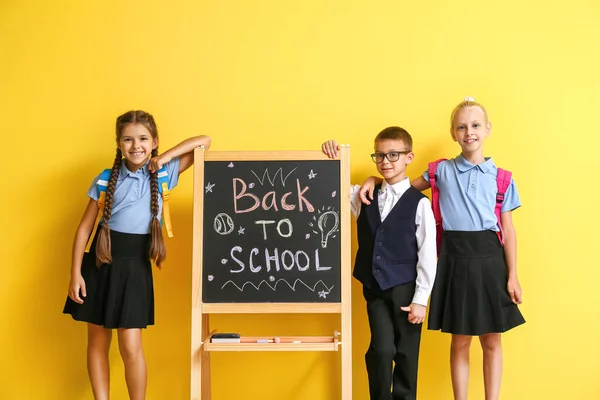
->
xmin=363 ymin=281 xmax=423 ymax=400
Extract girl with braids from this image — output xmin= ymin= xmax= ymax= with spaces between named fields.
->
xmin=63 ymin=110 xmax=211 ymax=400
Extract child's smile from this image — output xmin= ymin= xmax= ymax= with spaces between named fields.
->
xmin=373 ymin=139 xmax=413 ymax=185
xmin=119 ymin=123 xmax=158 ymax=172
xmin=451 ymin=106 xmax=490 ymax=157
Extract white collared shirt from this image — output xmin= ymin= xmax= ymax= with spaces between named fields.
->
xmin=350 ymin=178 xmax=437 ymax=306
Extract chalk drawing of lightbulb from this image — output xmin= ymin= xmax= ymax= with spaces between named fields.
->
xmin=309 ymin=206 xmax=340 ymax=248
xmin=317 ymin=210 xmax=339 ymax=248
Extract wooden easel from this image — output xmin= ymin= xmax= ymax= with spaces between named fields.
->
xmin=190 ymin=147 xmax=352 ymax=399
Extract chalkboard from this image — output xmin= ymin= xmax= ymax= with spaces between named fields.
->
xmin=201 ymin=159 xmax=341 ymax=303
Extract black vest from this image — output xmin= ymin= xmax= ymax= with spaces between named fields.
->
xmin=354 ymin=185 xmax=425 ymax=290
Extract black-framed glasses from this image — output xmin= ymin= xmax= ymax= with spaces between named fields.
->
xmin=370 ymin=151 xmax=411 ymax=163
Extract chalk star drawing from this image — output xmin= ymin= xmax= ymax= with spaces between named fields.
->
xmin=221 ymin=258 xmax=228 ymax=264
xmin=331 ymin=191 xmax=337 ymax=197
xmin=269 ymin=276 xmax=275 ymax=282
xmin=205 ymin=182 xmax=215 ymax=193
xmin=238 ymin=226 xmax=245 ymax=235
xmin=308 ymin=169 xmax=317 ymax=179
xmin=249 ymin=183 xmax=255 ymax=188
xmin=318 ymin=290 xmax=330 ymax=299
xmin=208 ymin=275 xmax=214 ymax=281
xmin=305 ymin=233 xmax=311 ymax=239
xmin=228 ymin=162 xmax=234 ymax=168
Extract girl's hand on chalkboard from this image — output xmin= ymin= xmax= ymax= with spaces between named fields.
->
xmin=359 ymin=176 xmax=381 ymax=205
xmin=321 ymin=140 xmax=340 ymax=158
xmin=149 ymin=154 xmax=172 ymax=173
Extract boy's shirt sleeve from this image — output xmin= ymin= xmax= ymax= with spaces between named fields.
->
xmin=501 ymin=178 xmax=521 ymax=213
xmin=349 ymin=185 xmax=362 ymax=219
xmin=413 ymin=196 xmax=437 ymax=306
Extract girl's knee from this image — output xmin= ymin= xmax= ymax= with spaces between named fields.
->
xmin=117 ymin=329 xmax=144 ymax=361
xmin=87 ymin=324 xmax=112 ymax=351
xmin=451 ymin=334 xmax=472 ymax=349
xmin=118 ymin=340 xmax=144 ymax=361
xmin=479 ymin=333 xmax=502 ymax=351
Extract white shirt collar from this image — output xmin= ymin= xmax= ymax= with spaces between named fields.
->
xmin=380 ymin=177 xmax=410 ymax=196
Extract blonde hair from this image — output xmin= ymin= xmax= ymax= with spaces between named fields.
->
xmin=450 ymin=96 xmax=489 ymax=132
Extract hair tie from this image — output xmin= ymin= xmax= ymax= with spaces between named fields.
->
xmin=464 ymin=96 xmax=476 ymax=102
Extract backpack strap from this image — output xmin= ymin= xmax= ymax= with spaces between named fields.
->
xmin=428 ymin=158 xmax=446 ymax=256
xmin=495 ymin=168 xmax=512 ymax=245
xmin=84 ymin=169 xmax=112 ymax=253
xmin=157 ymin=166 xmax=174 ymax=238
xmin=84 ymin=166 xmax=174 ymax=253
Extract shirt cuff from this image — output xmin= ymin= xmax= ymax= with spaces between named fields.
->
xmin=412 ymin=288 xmax=431 ymax=307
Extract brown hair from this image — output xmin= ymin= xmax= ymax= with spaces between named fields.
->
xmin=450 ymin=97 xmax=489 ymax=132
xmin=95 ymin=110 xmax=166 ymax=268
xmin=374 ymin=126 xmax=413 ymax=151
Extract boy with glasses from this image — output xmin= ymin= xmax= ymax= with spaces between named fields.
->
xmin=322 ymin=127 xmax=436 ymax=400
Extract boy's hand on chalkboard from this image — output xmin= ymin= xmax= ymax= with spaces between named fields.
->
xmin=401 ymin=303 xmax=426 ymax=324
xmin=359 ymin=176 xmax=381 ymax=205
xmin=321 ymin=140 xmax=340 ymax=158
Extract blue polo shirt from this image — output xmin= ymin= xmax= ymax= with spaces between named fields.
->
xmin=86 ymin=158 xmax=180 ymax=234
xmin=422 ymin=155 xmax=521 ymax=232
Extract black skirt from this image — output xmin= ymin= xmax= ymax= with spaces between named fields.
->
xmin=63 ymin=230 xmax=154 ymax=329
xmin=427 ymin=231 xmax=525 ymax=335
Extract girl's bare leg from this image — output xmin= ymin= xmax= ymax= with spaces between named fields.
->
xmin=480 ymin=333 xmax=502 ymax=400
xmin=451 ymin=334 xmax=473 ymax=400
xmin=117 ymin=328 xmax=146 ymax=400
xmin=87 ymin=323 xmax=112 ymax=400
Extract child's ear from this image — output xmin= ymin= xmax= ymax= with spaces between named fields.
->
xmin=406 ymin=151 xmax=415 ymax=164
xmin=450 ymin=129 xmax=458 ymax=142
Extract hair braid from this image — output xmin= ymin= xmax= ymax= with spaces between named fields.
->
xmin=149 ymin=148 xmax=166 ymax=267
xmin=95 ymin=148 xmax=122 ymax=266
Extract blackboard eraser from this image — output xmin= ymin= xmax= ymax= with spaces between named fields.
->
xmin=211 ymin=333 xmax=241 ymax=343
xmin=211 ymin=333 xmax=241 ymax=339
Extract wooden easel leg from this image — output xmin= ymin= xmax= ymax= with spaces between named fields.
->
xmin=191 ymin=310 xmax=202 ymax=400
xmin=340 ymin=145 xmax=353 ymax=399
xmin=341 ymin=334 xmax=352 ymax=399
xmin=201 ymin=314 xmax=211 ymax=400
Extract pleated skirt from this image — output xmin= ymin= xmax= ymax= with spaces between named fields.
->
xmin=63 ymin=230 xmax=154 ymax=329
xmin=427 ymin=230 xmax=525 ymax=335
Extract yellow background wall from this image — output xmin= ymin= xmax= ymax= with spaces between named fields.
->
xmin=1 ymin=1 xmax=599 ymax=399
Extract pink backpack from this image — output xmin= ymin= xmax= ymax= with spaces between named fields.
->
xmin=428 ymin=159 xmax=512 ymax=255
